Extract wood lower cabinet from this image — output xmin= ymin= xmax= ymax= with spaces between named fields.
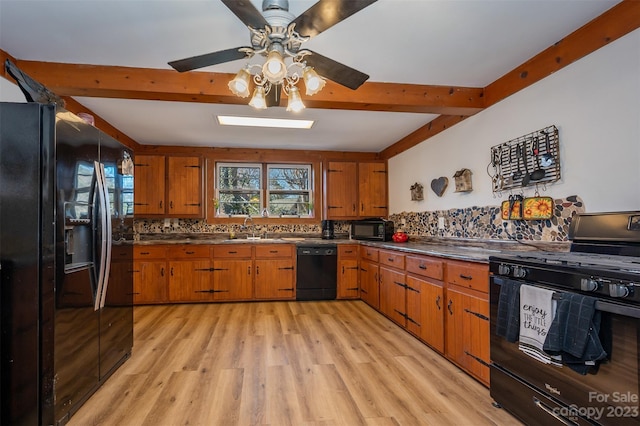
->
xmin=444 ymin=260 xmax=490 ymax=386
xmin=212 ymin=245 xmax=253 ymax=301
xmin=167 ymin=245 xmax=214 ymax=302
xmin=379 ymin=265 xmax=406 ymax=326
xmin=359 ymin=260 xmax=380 ymax=309
xmin=254 ymin=245 xmax=295 ymax=300
xmin=337 ymin=245 xmax=359 ymax=299
xmin=133 ymin=246 xmax=168 ymax=304
xmin=405 ymin=275 xmax=445 ymax=353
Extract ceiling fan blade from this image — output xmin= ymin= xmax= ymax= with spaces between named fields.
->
xmin=168 ymin=47 xmax=250 ymax=72
xmin=304 ymin=50 xmax=369 ymax=90
xmin=221 ymin=0 xmax=268 ymax=29
xmin=291 ymin=0 xmax=377 ymax=38
xmin=266 ymin=84 xmax=282 ymax=107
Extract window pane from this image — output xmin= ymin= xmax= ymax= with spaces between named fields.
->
xmin=268 ymin=166 xmax=309 ymax=190
xmin=269 ymin=192 xmax=310 ymax=216
xmin=219 ymin=191 xmax=261 ymax=216
xmin=219 ymin=165 xmax=261 ymax=190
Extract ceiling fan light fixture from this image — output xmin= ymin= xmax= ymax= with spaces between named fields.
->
xmin=262 ymin=46 xmax=287 ymax=84
xmin=228 ymin=68 xmax=251 ymax=98
xmin=302 ymin=66 xmax=325 ymax=96
xmin=286 ymin=86 xmax=305 ymax=113
xmin=248 ymin=86 xmax=268 ymax=109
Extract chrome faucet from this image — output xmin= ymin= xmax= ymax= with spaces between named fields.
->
xmin=243 ymin=215 xmax=255 ymax=238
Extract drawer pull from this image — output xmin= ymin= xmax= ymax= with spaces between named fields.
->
xmin=278 ymin=266 xmax=294 ymax=270
xmin=406 ymin=285 xmax=419 ymax=293
xmin=464 ymin=351 xmax=490 ymax=367
xmin=345 ymin=250 xmax=353 ymax=254
xmin=228 ymin=251 xmax=237 ymax=254
xmin=459 ymin=274 xmax=473 ymax=280
xmin=419 ymin=264 xmax=427 ymax=270
xmin=186 ymin=251 xmax=195 ymax=254
xmin=406 ymin=316 xmax=420 ymax=326
xmin=447 ymin=299 xmax=453 ymax=315
xmin=388 ymin=258 xmax=394 ymax=262
xmin=140 ymin=251 xmax=150 ymax=255
xmin=269 ymin=250 xmax=279 ymax=253
xmin=393 ymin=281 xmax=406 ymax=288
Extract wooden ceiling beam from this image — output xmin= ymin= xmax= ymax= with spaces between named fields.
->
xmin=12 ymin=59 xmax=484 ymax=115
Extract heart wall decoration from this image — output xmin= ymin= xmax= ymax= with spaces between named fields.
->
xmin=431 ymin=177 xmax=448 ymax=197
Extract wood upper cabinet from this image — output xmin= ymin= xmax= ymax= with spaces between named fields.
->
xmin=337 ymin=245 xmax=359 ymax=299
xmin=444 ymin=259 xmax=490 ymax=387
xmin=134 ymin=154 xmax=203 ymax=218
xmin=358 ymin=162 xmax=388 ymax=217
xmin=167 ymin=156 xmax=203 ymax=216
xmin=254 ymin=244 xmax=295 ymax=300
xmin=325 ymin=161 xmax=358 ymax=219
xmin=134 ymin=154 xmax=165 ymax=215
xmin=325 ymin=161 xmax=388 ymax=220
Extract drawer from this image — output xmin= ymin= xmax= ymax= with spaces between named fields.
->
xmin=213 ymin=245 xmax=253 ymax=258
xmin=446 ymin=260 xmax=489 ymax=293
xmin=111 ymin=245 xmax=132 ymax=260
xmin=255 ymin=244 xmax=294 ymax=258
xmin=405 ymin=255 xmax=443 ymax=280
xmin=359 ymin=246 xmax=379 ymax=262
xmin=378 ymin=249 xmax=405 ymax=269
xmin=167 ymin=245 xmax=211 ymax=258
xmin=338 ymin=245 xmax=359 ymax=259
xmin=134 ymin=245 xmax=167 ymax=259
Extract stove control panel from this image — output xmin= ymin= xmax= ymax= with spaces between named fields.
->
xmin=609 ymin=282 xmax=634 ymax=298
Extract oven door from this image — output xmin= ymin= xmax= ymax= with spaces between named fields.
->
xmin=490 ymin=276 xmax=640 ymax=426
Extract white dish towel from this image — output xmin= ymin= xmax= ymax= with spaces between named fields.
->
xmin=519 ymin=285 xmax=562 ymax=366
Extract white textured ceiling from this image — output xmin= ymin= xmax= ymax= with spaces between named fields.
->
xmin=0 ymin=0 xmax=620 ymax=151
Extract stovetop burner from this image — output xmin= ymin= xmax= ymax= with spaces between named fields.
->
xmin=501 ymin=251 xmax=640 ymax=275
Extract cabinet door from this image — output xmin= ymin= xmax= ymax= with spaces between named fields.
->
xmin=445 ymin=287 xmax=465 ymax=367
xmin=359 ymin=259 xmax=379 ymax=309
xmin=134 ymin=154 xmax=165 ymax=215
xmin=358 ymin=162 xmax=388 ymax=217
xmin=168 ymin=259 xmax=213 ymax=302
xmin=212 ymin=259 xmax=253 ymax=301
xmin=461 ymin=290 xmax=490 ymax=385
xmin=337 ymin=259 xmax=359 ymax=299
xmin=133 ymin=261 xmax=167 ymax=304
xmin=326 ymin=161 xmax=358 ymax=219
xmin=254 ymin=259 xmax=295 ymax=300
xmin=167 ymin=156 xmax=202 ymax=216
xmin=379 ymin=266 xmax=406 ymax=326
xmin=406 ymin=275 xmax=444 ymax=353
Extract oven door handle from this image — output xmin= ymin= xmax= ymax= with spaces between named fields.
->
xmin=532 ymin=397 xmax=579 ymax=426
xmin=595 ymin=300 xmax=640 ymax=319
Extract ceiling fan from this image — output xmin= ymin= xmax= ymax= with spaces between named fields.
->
xmin=168 ymin=0 xmax=377 ymax=108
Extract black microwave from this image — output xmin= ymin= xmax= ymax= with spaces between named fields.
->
xmin=350 ymin=219 xmax=394 ymax=241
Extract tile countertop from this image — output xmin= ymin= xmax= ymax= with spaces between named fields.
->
xmin=136 ymin=233 xmax=570 ymax=263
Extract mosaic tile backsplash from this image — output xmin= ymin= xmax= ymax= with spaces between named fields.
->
xmin=134 ymin=195 xmax=584 ymax=242
xmin=390 ymin=195 xmax=584 ymax=242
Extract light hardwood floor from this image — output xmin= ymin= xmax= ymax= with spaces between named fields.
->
xmin=68 ymin=301 xmax=520 ymax=425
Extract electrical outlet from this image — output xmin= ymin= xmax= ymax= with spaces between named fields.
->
xmin=401 ymin=218 xmax=407 ymax=226
xmin=438 ymin=216 xmax=446 ymax=230
xmin=163 ymin=218 xmax=171 ymax=228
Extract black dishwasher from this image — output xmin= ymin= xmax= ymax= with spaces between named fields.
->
xmin=296 ymin=245 xmax=337 ymax=300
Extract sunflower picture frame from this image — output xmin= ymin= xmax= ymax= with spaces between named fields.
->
xmin=522 ymin=196 xmax=553 ymax=220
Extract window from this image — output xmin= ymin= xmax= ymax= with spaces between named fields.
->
xmin=267 ymin=164 xmax=312 ymax=217
xmin=215 ymin=162 xmax=313 ymax=217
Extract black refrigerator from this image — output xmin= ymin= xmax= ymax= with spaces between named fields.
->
xmin=0 ymin=102 xmax=134 ymax=425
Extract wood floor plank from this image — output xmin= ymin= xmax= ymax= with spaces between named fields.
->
xmin=68 ymin=301 xmax=520 ymax=426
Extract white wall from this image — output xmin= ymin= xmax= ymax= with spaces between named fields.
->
xmin=389 ymin=29 xmax=640 ymax=214
xmin=0 ymin=78 xmax=27 ymax=102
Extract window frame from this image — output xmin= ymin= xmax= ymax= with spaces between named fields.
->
xmin=215 ymin=162 xmax=263 ymax=217
xmin=266 ymin=163 xmax=313 ymax=218
xmin=213 ymin=161 xmax=315 ymax=220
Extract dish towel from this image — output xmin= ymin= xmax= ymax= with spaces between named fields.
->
xmin=494 ymin=276 xmax=522 ymax=343
xmin=543 ymin=293 xmax=607 ymax=375
xmin=518 ymin=285 xmax=562 ymax=366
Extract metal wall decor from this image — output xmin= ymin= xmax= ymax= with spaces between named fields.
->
xmin=489 ymin=125 xmax=561 ymax=193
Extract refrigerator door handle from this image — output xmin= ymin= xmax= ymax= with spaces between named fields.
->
xmin=98 ymin=162 xmax=112 ymax=309
xmin=93 ymin=161 xmax=108 ymax=311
